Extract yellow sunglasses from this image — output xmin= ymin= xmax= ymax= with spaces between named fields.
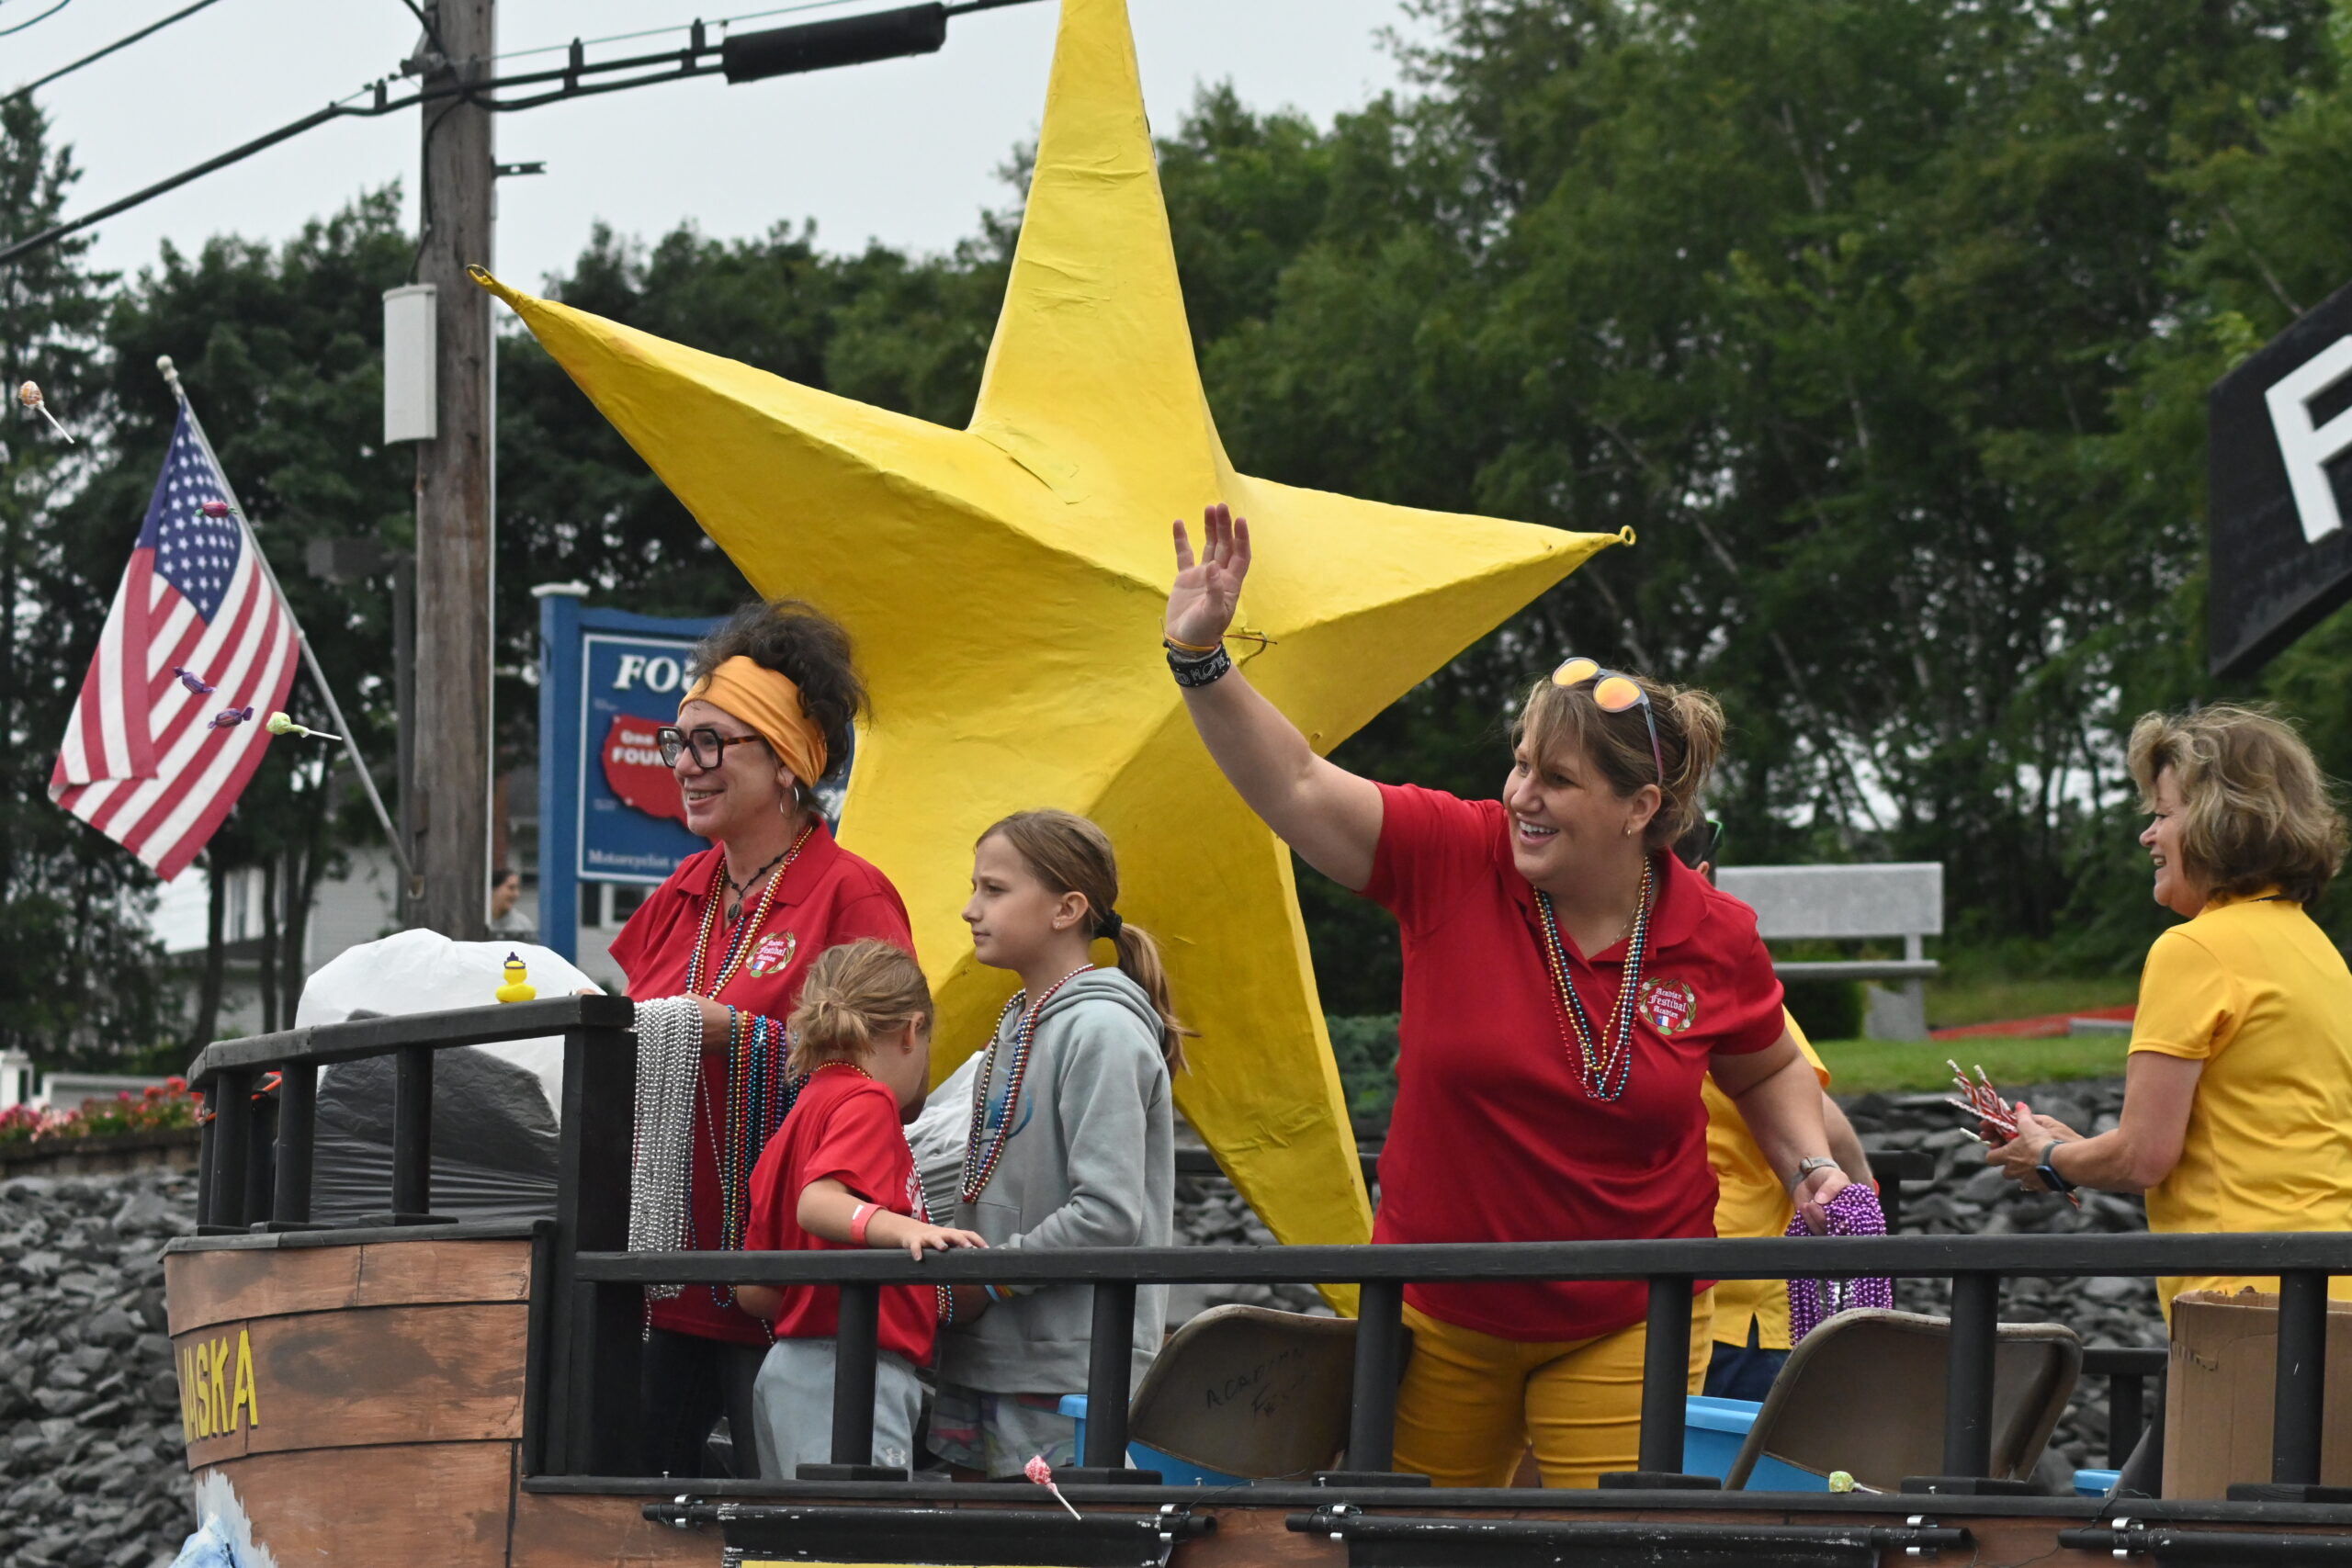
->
xmin=1551 ymin=656 xmax=1665 ymax=784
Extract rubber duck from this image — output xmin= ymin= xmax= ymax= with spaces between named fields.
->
xmin=494 ymin=953 xmax=537 ymax=1004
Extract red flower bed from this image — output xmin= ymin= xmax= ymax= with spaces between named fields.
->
xmin=0 ymin=1077 xmax=199 ymax=1144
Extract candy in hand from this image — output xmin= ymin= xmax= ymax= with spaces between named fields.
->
xmin=1944 ymin=1060 xmax=2019 ymax=1144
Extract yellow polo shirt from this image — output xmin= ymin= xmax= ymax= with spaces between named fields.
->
xmin=2131 ymin=894 xmax=2352 ymax=1317
xmin=1703 ymin=1015 xmax=1828 ymax=1350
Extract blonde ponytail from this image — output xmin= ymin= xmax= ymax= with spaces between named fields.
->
xmin=786 ymin=939 xmax=933 ymax=1077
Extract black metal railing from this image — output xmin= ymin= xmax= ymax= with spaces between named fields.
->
xmin=186 ymin=1000 xmax=2344 ymax=1501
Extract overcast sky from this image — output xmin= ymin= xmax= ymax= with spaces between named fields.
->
xmin=12 ymin=0 xmax=1428 ymax=291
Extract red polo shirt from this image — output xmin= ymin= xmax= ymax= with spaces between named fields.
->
xmin=1363 ymin=783 xmax=1785 ymax=1342
xmin=745 ymin=1066 xmax=937 ymax=1367
xmin=611 ymin=821 xmax=915 ymax=1346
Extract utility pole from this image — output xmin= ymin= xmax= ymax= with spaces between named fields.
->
xmin=413 ymin=0 xmax=494 ymax=939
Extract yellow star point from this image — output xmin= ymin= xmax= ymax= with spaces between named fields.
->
xmin=476 ymin=0 xmax=1623 ymax=1268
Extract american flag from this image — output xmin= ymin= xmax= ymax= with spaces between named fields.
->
xmin=48 ymin=408 xmax=300 ymax=882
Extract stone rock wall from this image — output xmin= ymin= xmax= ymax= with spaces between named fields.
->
xmin=0 ymin=1171 xmax=196 ymax=1568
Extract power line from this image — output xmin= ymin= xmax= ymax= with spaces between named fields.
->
xmin=489 ymin=0 xmax=873 ymax=63
xmin=6 ymin=0 xmax=232 ymax=103
xmin=0 ymin=0 xmax=1046 ymax=267
xmin=0 ymin=0 xmax=78 ymax=39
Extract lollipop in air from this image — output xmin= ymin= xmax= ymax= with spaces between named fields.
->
xmin=17 ymin=382 xmax=74 ymax=444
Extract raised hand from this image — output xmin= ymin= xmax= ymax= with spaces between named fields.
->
xmin=1167 ymin=502 xmax=1251 ymax=650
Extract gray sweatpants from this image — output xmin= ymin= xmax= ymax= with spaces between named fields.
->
xmin=752 ymin=1337 xmax=924 ymax=1478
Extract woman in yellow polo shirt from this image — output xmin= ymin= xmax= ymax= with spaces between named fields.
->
xmin=1988 ymin=703 xmax=2352 ymax=1316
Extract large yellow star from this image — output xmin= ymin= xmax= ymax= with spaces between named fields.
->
xmin=476 ymin=0 xmax=1622 ymax=1265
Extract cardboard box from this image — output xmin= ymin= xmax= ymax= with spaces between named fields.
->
xmin=2165 ymin=1289 xmax=2352 ymax=1498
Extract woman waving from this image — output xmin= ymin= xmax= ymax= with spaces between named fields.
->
xmin=1164 ymin=505 xmax=1846 ymax=1489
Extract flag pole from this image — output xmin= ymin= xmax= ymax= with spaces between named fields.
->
xmin=156 ymin=355 xmax=415 ymax=888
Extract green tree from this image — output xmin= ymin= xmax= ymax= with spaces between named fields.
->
xmin=0 ymin=98 xmax=184 ymax=1066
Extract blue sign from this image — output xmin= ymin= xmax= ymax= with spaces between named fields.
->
xmin=535 ymin=592 xmax=856 ymax=963
xmin=537 ymin=595 xmax=718 ymax=962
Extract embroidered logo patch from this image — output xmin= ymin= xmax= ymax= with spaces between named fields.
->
xmin=1637 ymin=976 xmax=1699 ymax=1037
xmin=745 ymin=931 xmax=798 ymax=977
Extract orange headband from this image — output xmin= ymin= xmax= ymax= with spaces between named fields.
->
xmin=681 ymin=656 xmax=829 ymax=789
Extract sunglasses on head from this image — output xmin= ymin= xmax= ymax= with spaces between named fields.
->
xmin=1551 ymin=656 xmax=1665 ymax=784
xmin=655 ymin=725 xmax=770 ymax=770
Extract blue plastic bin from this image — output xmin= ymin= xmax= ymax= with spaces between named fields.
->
xmin=1057 ymin=1395 xmax=1247 ymax=1487
xmin=1683 ymin=1395 xmax=1833 ymax=1491
xmin=2074 ymin=1468 xmax=2120 ymax=1497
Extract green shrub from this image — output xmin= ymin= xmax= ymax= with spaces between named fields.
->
xmin=1781 ymin=978 xmax=1866 ymax=1042
xmin=1325 ymin=1013 xmax=1399 ymax=1134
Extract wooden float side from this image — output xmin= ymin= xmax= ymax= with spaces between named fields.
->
xmin=169 ymin=1233 xmax=532 ymax=1562
xmin=165 ymin=1235 xmax=531 ymax=1334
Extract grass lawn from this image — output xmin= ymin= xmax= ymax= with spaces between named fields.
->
xmin=1923 ymin=972 xmax=2139 ymax=1030
xmin=1816 ymin=1034 xmax=2131 ymax=1096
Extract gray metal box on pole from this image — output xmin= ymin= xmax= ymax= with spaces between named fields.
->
xmin=382 ymin=284 xmax=438 ymax=444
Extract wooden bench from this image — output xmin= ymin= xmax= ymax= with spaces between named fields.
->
xmin=1713 ymin=863 xmax=1943 ymax=1041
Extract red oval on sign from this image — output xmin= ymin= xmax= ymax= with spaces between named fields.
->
xmin=602 ymin=716 xmax=687 ymax=825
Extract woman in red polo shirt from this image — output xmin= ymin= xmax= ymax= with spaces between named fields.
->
xmin=610 ymin=599 xmax=915 ymax=1480
xmin=1162 ymin=506 xmax=1849 ymax=1488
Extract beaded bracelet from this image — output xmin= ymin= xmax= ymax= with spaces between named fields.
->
xmin=1166 ymin=640 xmax=1232 ymax=688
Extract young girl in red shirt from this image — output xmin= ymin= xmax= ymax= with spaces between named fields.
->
xmin=737 ymin=940 xmax=986 ymax=1479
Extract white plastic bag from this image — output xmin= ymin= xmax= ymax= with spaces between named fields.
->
xmin=297 ymin=929 xmax=603 ymax=1120
xmin=169 ymin=1515 xmax=238 ymax=1568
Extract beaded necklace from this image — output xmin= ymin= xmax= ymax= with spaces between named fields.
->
xmin=686 ymin=823 xmax=813 ymax=1308
xmin=1531 ymin=856 xmax=1656 ymax=1103
xmin=686 ymin=823 xmax=814 ymax=999
xmin=960 ymin=965 xmax=1094 ymax=1204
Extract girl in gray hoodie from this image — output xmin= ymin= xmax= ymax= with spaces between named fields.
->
xmin=926 ymin=809 xmax=1187 ymax=1479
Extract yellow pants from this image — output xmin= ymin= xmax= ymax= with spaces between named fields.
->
xmin=1392 ymin=1292 xmax=1713 ymax=1489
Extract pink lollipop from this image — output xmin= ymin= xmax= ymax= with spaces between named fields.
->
xmin=1024 ymin=1455 xmax=1080 ymax=1519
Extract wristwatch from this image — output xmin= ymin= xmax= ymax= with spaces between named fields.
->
xmin=1788 ymin=1156 xmax=1840 ymax=1192
xmin=2036 ymin=1139 xmax=2076 ymax=1195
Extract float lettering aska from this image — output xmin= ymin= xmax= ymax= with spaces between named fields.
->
xmin=176 ymin=1328 xmax=260 ymax=1443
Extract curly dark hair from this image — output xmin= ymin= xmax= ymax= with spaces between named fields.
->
xmin=687 ymin=600 xmax=867 ymax=808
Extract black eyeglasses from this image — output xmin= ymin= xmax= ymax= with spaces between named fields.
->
xmin=655 ymin=725 xmax=769 ymax=769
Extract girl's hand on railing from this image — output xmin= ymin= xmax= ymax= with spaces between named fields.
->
xmin=891 ymin=1219 xmax=989 ymax=1261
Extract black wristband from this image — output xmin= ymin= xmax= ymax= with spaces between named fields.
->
xmin=1166 ymin=641 xmax=1232 ymax=688
xmin=2036 ymin=1139 xmax=2076 ymax=1195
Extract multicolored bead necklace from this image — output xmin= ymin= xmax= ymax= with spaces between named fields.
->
xmin=687 ymin=822 xmax=812 ymax=1308
xmin=1532 ymin=856 xmax=1656 ymax=1103
xmin=685 ymin=822 xmax=814 ymax=1000
xmin=960 ymin=966 xmax=1093 ymax=1204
